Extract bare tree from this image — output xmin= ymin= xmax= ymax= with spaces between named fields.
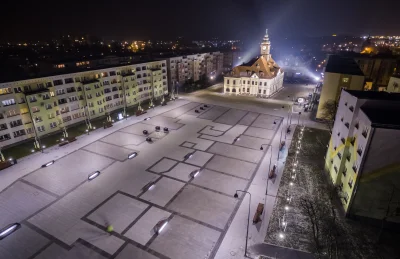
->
xmin=320 ymin=100 xmax=338 ymax=130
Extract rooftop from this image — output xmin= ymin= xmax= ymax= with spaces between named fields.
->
xmin=361 ymin=102 xmax=400 ymax=129
xmin=347 ymin=90 xmax=400 ymax=101
xmin=325 ymin=55 xmax=364 ymax=76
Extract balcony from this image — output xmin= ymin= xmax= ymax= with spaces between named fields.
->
xmin=349 ymin=106 xmax=354 ymax=112
xmin=346 ymin=155 xmax=351 ymax=162
xmin=0 ymin=124 xmax=7 ymax=131
xmin=337 ymin=152 xmax=342 ymax=159
xmin=342 ymin=168 xmax=347 ymax=177
xmin=355 ymin=123 xmax=359 ymax=129
xmin=357 ymin=149 xmax=362 ymax=156
xmin=10 ymin=121 xmax=23 ymax=128
xmin=362 ymin=131 xmax=368 ymax=138
xmin=340 ymin=117 xmax=343 ymax=122
xmin=348 ymin=181 xmax=353 ymax=189
xmin=66 ymin=88 xmax=76 ymax=93
xmin=344 ymin=122 xmax=349 ymax=128
xmin=350 ymin=137 xmax=355 ymax=146
xmin=352 ymin=165 xmax=357 ymax=173
xmin=43 ymin=96 xmax=50 ymax=100
xmin=334 ymin=166 xmax=338 ymax=173
xmin=341 ymin=138 xmax=345 ymax=144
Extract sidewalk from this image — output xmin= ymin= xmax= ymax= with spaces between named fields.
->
xmin=214 ymin=122 xmax=298 ymax=259
xmin=0 ymin=99 xmax=190 ymax=192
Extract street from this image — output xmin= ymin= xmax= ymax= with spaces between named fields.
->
xmin=0 ymin=83 xmax=325 ymax=259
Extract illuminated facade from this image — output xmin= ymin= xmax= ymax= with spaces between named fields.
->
xmin=325 ymin=90 xmax=400 ymax=222
xmin=166 ymin=52 xmax=223 ymax=93
xmin=0 ymin=61 xmax=168 ymax=147
xmin=223 ymin=29 xmax=284 ymax=97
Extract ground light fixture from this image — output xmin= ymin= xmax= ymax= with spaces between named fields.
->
xmin=154 ymin=219 xmax=168 ymax=234
xmin=128 ymin=152 xmax=138 ymax=159
xmin=144 ymin=117 xmax=151 ymax=121
xmin=184 ymin=152 xmax=194 ymax=159
xmin=142 ymin=181 xmax=156 ymax=192
xmin=88 ymin=171 xmax=100 ymax=181
xmin=0 ymin=223 xmax=21 ymax=240
xmin=41 ymin=160 xmax=54 ymax=168
xmin=189 ymin=169 xmax=200 ymax=179
xmin=234 ymin=136 xmax=240 ymax=142
xmin=279 ymin=232 xmax=285 ymax=239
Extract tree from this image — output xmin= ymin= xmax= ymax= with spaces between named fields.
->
xmin=320 ymin=100 xmax=338 ymax=130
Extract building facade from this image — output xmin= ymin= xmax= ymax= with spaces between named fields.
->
xmin=386 ymin=75 xmax=400 ymax=93
xmin=223 ymin=29 xmax=284 ymax=97
xmin=222 ymin=50 xmax=243 ymax=72
xmin=166 ymin=52 xmax=223 ymax=93
xmin=316 ymin=55 xmax=365 ymax=119
xmin=0 ymin=60 xmax=168 ymax=147
xmin=325 ymin=90 xmax=400 ymax=222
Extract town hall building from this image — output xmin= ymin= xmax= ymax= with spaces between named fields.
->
xmin=223 ymin=29 xmax=284 ymax=97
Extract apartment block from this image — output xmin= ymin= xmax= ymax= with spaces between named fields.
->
xmin=325 ymin=90 xmax=400 ymax=222
xmin=0 ymin=60 xmax=168 ymax=147
xmin=166 ymin=52 xmax=223 ymax=92
xmin=316 ymin=55 xmax=365 ymax=119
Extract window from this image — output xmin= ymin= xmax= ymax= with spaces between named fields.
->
xmin=53 ymin=79 xmax=63 ymax=86
xmin=252 ymin=81 xmax=254 ymax=85
xmin=88 ymin=102 xmax=94 ymax=107
xmin=264 ymin=82 xmax=267 ymax=86
xmin=63 ymin=116 xmax=72 ymax=122
xmin=56 ymin=89 xmax=65 ymax=95
xmin=342 ymin=167 xmax=347 ymax=177
xmin=263 ymin=90 xmax=266 ymax=94
xmin=31 ymin=106 xmax=40 ymax=113
xmin=43 ymin=93 xmax=50 ymax=100
xmin=99 ymin=108 xmax=104 ymax=113
xmin=2 ymin=99 xmax=16 ymax=106
xmin=346 ymin=154 xmax=351 ymax=162
xmin=69 ymin=96 xmax=78 ymax=102
xmin=110 ymin=71 xmax=116 ymax=76
xmin=349 ymin=106 xmax=354 ymax=112
xmin=65 ymin=78 xmax=74 ymax=84
xmin=233 ymin=80 xmax=236 ymax=85
xmin=0 ymin=87 xmax=12 ymax=95
xmin=50 ymin=122 xmax=57 ymax=128
xmin=103 ymin=80 xmax=110 ymax=86
xmin=362 ymin=127 xmax=369 ymax=138
xmin=26 ymin=128 xmax=34 ymax=134
xmin=10 ymin=119 xmax=22 ymax=128
xmin=348 ymin=178 xmax=353 ymax=189
xmin=258 ymin=89 xmax=261 ymax=94
xmin=357 ymin=146 xmax=363 ymax=156
xmin=96 ymin=92 xmax=101 ymax=97
xmin=97 ymin=100 xmax=102 ymax=105
xmin=352 ymin=163 xmax=357 ymax=173
xmin=37 ymin=125 xmax=45 ymax=132
xmin=226 ymin=79 xmax=229 ymax=84
xmin=87 ymin=94 xmax=93 ymax=99
xmin=355 ymin=121 xmax=359 ymax=129
xmin=342 ymin=78 xmax=349 ymax=83
xmin=0 ymin=133 xmax=11 ymax=142
xmin=247 ymin=88 xmax=250 ymax=93
xmin=29 ymin=96 xmax=37 ymax=103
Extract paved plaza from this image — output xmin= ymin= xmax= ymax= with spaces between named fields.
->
xmin=0 ymin=100 xmax=283 ymax=259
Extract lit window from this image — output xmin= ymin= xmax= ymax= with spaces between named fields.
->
xmin=342 ymin=78 xmax=349 ymax=83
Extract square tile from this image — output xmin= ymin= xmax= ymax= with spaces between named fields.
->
xmin=184 ymin=151 xmax=213 ymax=167
xmin=206 ymin=155 xmax=256 ymax=179
xmin=164 ymin=163 xmax=200 ymax=182
xmin=244 ymin=126 xmax=275 ymax=139
xmin=208 ymin=142 xmax=263 ymax=164
xmin=167 ymin=185 xmax=236 ymax=229
xmin=101 ymin=132 xmax=146 ymax=147
xmin=124 ymin=207 xmax=171 ymax=246
xmin=181 ymin=141 xmax=195 ymax=148
xmin=83 ymin=141 xmax=134 ymax=161
xmin=149 ymin=158 xmax=178 ymax=173
xmin=238 ymin=112 xmax=259 ymax=126
xmin=140 ymin=177 xmax=185 ymax=206
xmin=192 ymin=169 xmax=248 ymax=195
xmin=87 ymin=193 xmax=149 ymax=234
xmin=120 ymin=123 xmax=154 ymax=135
xmin=198 ymin=106 xmax=229 ymax=120
xmin=214 ymin=109 xmax=247 ymax=125
xmin=150 ymin=216 xmax=220 ymax=259
xmin=115 ymin=244 xmax=159 ymax=259
xmin=34 ymin=243 xmax=107 ymax=259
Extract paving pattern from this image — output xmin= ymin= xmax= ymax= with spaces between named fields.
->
xmin=0 ymin=102 xmax=281 ymax=259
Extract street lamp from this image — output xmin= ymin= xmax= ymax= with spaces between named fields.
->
xmin=260 ymin=144 xmax=273 ymax=173
xmin=233 ymin=190 xmax=251 ymax=258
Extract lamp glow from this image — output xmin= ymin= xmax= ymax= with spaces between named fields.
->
xmin=279 ymin=233 xmax=285 ymax=239
xmin=42 ymin=160 xmax=54 ymax=167
xmin=88 ymin=171 xmax=100 ymax=180
xmin=189 ymin=169 xmax=200 ymax=178
xmin=285 ymin=206 xmax=289 ymax=211
xmin=0 ymin=223 xmax=20 ymax=240
xmin=128 ymin=152 xmax=138 ymax=159
xmin=159 ymin=222 xmax=168 ymax=233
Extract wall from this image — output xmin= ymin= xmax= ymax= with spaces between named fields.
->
xmin=350 ymin=127 xmax=400 ymax=222
xmin=386 ymin=76 xmax=400 ymax=93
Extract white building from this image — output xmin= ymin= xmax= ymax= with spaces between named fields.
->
xmin=223 ymin=29 xmax=284 ymax=97
xmin=0 ymin=60 xmax=168 ymax=147
xmin=325 ymin=89 xmax=400 ymax=222
xmin=166 ymin=52 xmax=223 ymax=93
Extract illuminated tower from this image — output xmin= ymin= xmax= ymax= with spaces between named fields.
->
xmin=260 ymin=29 xmax=271 ymax=61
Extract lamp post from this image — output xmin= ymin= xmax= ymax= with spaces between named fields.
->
xmin=234 ymin=190 xmax=251 ymax=258
xmin=260 ymin=144 xmax=273 ymax=173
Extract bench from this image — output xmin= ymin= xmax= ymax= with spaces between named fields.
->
xmin=279 ymin=141 xmax=285 ymax=151
xmin=58 ymin=136 xmax=77 ymax=147
xmin=253 ymin=203 xmax=264 ymax=224
xmin=136 ymin=110 xmax=147 ymax=116
xmin=269 ymin=164 xmax=276 ymax=179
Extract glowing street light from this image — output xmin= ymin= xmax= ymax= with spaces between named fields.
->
xmin=189 ymin=169 xmax=200 ymax=179
xmin=154 ymin=219 xmax=169 ymax=234
xmin=0 ymin=223 xmax=21 ymax=240
xmin=142 ymin=181 xmax=156 ymax=192
xmin=41 ymin=160 xmax=54 ymax=168
xmin=88 ymin=171 xmax=100 ymax=181
xmin=128 ymin=152 xmax=138 ymax=159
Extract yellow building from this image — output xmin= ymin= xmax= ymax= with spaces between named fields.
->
xmin=316 ymin=55 xmax=365 ymax=120
xmin=0 ymin=61 xmax=168 ymax=148
xmin=325 ymin=90 xmax=400 ymax=222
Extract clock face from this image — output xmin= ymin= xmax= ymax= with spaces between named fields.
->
xmin=262 ymin=46 xmax=267 ymax=50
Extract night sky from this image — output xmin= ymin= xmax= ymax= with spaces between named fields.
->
xmin=2 ymin=0 xmax=399 ymax=42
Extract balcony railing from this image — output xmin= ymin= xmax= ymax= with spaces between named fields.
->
xmin=345 ymin=122 xmax=349 ymax=128
xmin=357 ymin=149 xmax=362 ymax=156
xmin=362 ymin=131 xmax=368 ymax=138
xmin=349 ymin=106 xmax=354 ymax=112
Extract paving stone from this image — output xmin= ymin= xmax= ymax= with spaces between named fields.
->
xmin=167 ymin=185 xmax=236 ymax=229
xmin=149 ymin=158 xmax=178 ymax=173
xmin=198 ymin=106 xmax=229 ymax=121
xmin=234 ymin=134 xmax=268 ymax=150
xmin=115 ymin=244 xmax=159 ymax=259
xmin=238 ymin=112 xmax=259 ymax=126
xmin=100 ymin=132 xmax=146 ymax=147
xmin=206 ymin=155 xmax=256 ymax=179
xmin=181 ymin=142 xmax=195 ymax=148
xmin=87 ymin=193 xmax=149 ymax=234
xmin=244 ymin=126 xmax=275 ymax=139
xmin=141 ymin=115 xmax=184 ymax=130
xmin=23 ymin=150 xmax=114 ymax=196
xmin=208 ymin=142 xmax=263 ymax=163
xmin=34 ymin=243 xmax=107 ymax=259
xmin=0 ymin=181 xmax=56 ymax=227
xmin=150 ymin=215 xmax=220 ymax=259
xmin=251 ymin=114 xmax=282 ymax=130
xmin=184 ymin=151 xmax=214 ymax=167
xmin=140 ymin=177 xmax=185 ymax=206
xmin=192 ymin=169 xmax=248 ymax=195
xmin=164 ymin=145 xmax=194 ymax=162
xmin=201 ymin=124 xmax=248 ymax=144
xmin=162 ymin=102 xmax=201 ymax=118
xmin=0 ymin=224 xmax=48 ymax=259
xmin=214 ymin=109 xmax=247 ymax=125
xmin=164 ymin=163 xmax=200 ymax=182
xmin=83 ymin=141 xmax=134 ymax=161
xmin=119 ymin=123 xmax=154 ymax=135
xmin=124 ymin=207 xmax=171 ymax=246
xmin=148 ymin=131 xmax=167 ymax=139
xmin=183 ymin=137 xmax=214 ymax=151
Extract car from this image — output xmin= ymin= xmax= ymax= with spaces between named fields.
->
xmin=143 ymin=130 xmax=148 ymax=135
xmin=163 ymin=127 xmax=169 ymax=133
xmin=155 ymin=126 xmax=160 ymax=131
xmin=144 ymin=117 xmax=151 ymax=121
xmin=146 ymin=137 xmax=152 ymax=142
xmin=204 ymin=105 xmax=208 ymax=108
xmin=195 ymin=110 xmax=199 ymax=113
xmin=200 ymin=107 xmax=204 ymax=110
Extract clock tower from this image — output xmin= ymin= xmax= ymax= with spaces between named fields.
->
xmin=261 ymin=29 xmax=271 ymax=61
